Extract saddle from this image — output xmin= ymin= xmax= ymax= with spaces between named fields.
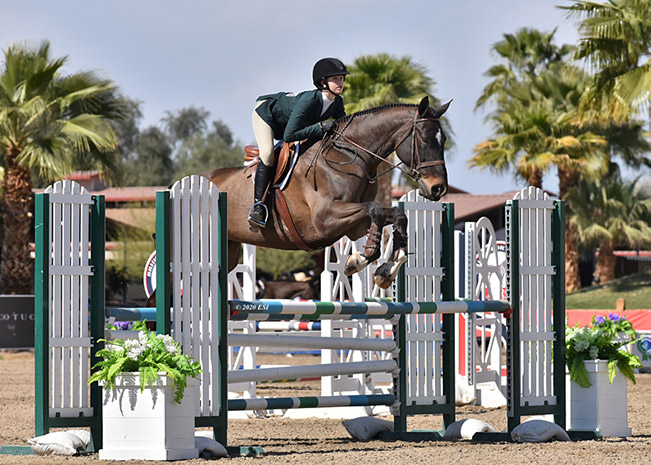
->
xmin=243 ymin=142 xmax=310 ymax=251
xmin=244 ymin=141 xmax=298 ymax=188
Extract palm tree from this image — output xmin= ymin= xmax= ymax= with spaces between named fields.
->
xmin=0 ymin=41 xmax=123 ymax=293
xmin=567 ymin=167 xmax=651 ymax=284
xmin=473 ymin=29 xmax=588 ymax=191
xmin=472 ymin=81 xmax=606 ymax=189
xmin=475 ymin=28 xmax=574 ymax=108
xmin=342 ymin=53 xmax=450 ymax=206
xmin=559 ymin=0 xmax=650 ymax=119
xmin=473 ymin=28 xmax=614 ymax=291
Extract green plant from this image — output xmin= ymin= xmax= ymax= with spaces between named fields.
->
xmin=89 ymin=329 xmax=201 ymax=403
xmin=256 ymin=247 xmax=317 ymax=279
xmin=566 ymin=322 xmax=641 ymax=388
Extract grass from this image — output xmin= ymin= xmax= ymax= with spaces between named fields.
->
xmin=566 ymin=273 xmax=651 ymax=310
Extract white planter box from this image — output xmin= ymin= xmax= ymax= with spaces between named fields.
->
xmin=99 ymin=373 xmax=199 ymax=461
xmin=566 ymin=359 xmax=631 ymax=437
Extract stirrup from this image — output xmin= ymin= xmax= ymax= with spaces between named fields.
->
xmin=248 ymin=201 xmax=269 ymax=228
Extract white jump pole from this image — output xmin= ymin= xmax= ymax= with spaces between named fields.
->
xmin=228 ymin=360 xmax=398 ymax=384
xmin=228 ymin=333 xmax=397 ymax=353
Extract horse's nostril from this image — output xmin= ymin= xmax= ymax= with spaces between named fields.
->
xmin=431 ymin=184 xmax=447 ymax=200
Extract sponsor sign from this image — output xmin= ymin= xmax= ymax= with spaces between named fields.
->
xmin=0 ymin=295 xmax=35 ymax=349
xmin=633 ymin=333 xmax=651 ymax=370
xmin=143 ymin=251 xmax=156 ymax=298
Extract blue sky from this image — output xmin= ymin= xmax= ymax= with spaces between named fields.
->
xmin=2 ymin=1 xmax=587 ymax=194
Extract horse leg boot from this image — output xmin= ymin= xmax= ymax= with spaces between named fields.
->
xmin=374 ymin=208 xmax=408 ymax=289
xmin=344 ymin=203 xmax=385 ymax=276
xmin=344 ymin=223 xmax=382 ymax=276
xmin=248 ymin=162 xmax=274 ymax=228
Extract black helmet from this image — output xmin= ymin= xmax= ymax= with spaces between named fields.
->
xmin=313 ymin=57 xmax=349 ymax=88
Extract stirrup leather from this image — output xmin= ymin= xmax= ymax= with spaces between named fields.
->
xmin=248 ymin=201 xmax=269 ymax=227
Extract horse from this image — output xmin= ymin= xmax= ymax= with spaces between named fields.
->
xmin=204 ymin=96 xmax=450 ymax=289
xmin=256 ymin=278 xmax=319 ymax=300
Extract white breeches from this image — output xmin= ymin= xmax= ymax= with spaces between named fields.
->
xmin=252 ymin=101 xmax=275 ymax=166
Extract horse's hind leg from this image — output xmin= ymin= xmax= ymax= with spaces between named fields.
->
xmin=374 ymin=207 xmax=408 ymax=289
xmin=343 ymin=202 xmax=385 ymax=276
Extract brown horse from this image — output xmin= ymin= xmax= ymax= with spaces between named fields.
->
xmin=204 ymin=96 xmax=450 ymax=288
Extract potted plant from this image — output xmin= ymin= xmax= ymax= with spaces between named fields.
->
xmin=89 ymin=329 xmax=202 ymax=460
xmin=566 ymin=315 xmax=642 ymax=437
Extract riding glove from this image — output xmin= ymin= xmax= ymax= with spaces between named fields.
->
xmin=319 ymin=120 xmax=337 ymax=135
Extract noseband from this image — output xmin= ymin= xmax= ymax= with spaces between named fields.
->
xmin=392 ymin=112 xmax=446 ymax=180
xmin=327 ymin=110 xmax=445 ymax=182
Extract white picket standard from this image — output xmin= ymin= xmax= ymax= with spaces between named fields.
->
xmin=513 ymin=186 xmax=556 ymax=407
xmin=43 ymin=181 xmax=94 ymax=419
xmin=401 ymin=190 xmax=447 ymax=406
xmin=169 ymin=175 xmax=222 ymax=417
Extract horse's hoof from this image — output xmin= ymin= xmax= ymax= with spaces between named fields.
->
xmin=374 ymin=275 xmax=393 ymax=290
xmin=373 ymin=251 xmax=408 ymax=289
xmin=374 ymin=263 xmax=393 ymax=289
xmin=344 ymin=253 xmax=366 ymax=276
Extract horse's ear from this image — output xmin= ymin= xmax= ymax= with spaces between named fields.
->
xmin=418 ymin=96 xmax=429 ymax=117
xmin=433 ymin=99 xmax=452 ymax=119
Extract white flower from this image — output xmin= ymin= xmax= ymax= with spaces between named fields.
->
xmin=138 ymin=331 xmax=148 ymax=346
xmin=157 ymin=334 xmax=179 ymax=354
xmin=127 ymin=347 xmax=144 ymax=360
xmin=105 ymin=342 xmax=121 ymax=353
xmin=124 ymin=338 xmax=140 ymax=350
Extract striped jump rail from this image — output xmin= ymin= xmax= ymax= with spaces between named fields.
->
xmin=228 ymin=394 xmax=395 ymax=411
xmin=229 ymin=300 xmax=512 ymax=320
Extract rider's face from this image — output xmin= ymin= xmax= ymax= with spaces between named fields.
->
xmin=325 ymin=75 xmax=345 ymax=96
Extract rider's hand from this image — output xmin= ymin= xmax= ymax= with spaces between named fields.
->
xmin=319 ymin=120 xmax=337 ymax=135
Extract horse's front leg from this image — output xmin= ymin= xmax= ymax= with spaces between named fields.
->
xmin=343 ymin=202 xmax=385 ymax=277
xmin=374 ymin=207 xmax=408 ymax=289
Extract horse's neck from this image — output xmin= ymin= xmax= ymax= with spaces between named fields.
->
xmin=343 ymin=110 xmax=412 ymax=158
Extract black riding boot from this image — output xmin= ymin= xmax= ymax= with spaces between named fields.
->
xmin=248 ymin=162 xmax=274 ymax=228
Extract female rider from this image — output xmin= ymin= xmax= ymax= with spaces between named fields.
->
xmin=248 ymin=57 xmax=348 ymax=228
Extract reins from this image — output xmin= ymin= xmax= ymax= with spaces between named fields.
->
xmin=308 ymin=110 xmax=445 ymax=185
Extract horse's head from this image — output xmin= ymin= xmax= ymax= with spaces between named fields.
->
xmin=394 ymin=97 xmax=451 ymax=201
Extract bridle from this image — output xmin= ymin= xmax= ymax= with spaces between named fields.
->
xmin=326 ymin=110 xmax=445 ymax=182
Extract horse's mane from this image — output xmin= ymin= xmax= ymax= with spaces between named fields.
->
xmin=335 ymin=103 xmax=418 ymax=124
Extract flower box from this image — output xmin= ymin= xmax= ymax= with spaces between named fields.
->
xmin=566 ymin=359 xmax=631 ymax=437
xmin=99 ymin=373 xmax=199 ymax=461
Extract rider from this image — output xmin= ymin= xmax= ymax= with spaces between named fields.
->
xmin=248 ymin=57 xmax=349 ymax=228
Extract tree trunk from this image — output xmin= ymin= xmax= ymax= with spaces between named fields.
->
xmin=594 ymin=239 xmax=617 ymax=285
xmin=564 ymin=222 xmax=581 ymax=293
xmin=0 ymin=147 xmax=34 ymax=294
xmin=558 ymin=167 xmax=581 ymax=293
xmin=526 ymin=167 xmax=543 ymax=189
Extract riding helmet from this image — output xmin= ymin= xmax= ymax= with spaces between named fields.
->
xmin=313 ymin=58 xmax=349 ymax=88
